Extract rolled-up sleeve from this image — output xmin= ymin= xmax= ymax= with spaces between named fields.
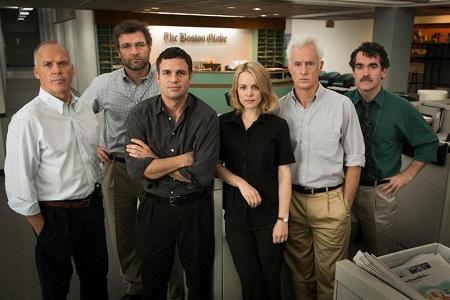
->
xmin=179 ymin=112 xmax=219 ymax=187
xmin=342 ymin=98 xmax=365 ymax=167
xmin=5 ymin=115 xmax=41 ymax=216
xmin=125 ymin=106 xmax=152 ymax=179
xmin=80 ymin=75 xmax=107 ymax=113
xmin=406 ymin=108 xmax=439 ymax=163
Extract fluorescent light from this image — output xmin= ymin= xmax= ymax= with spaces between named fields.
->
xmin=17 ymin=17 xmax=25 ymax=20
xmin=21 ymin=7 xmax=33 ymax=11
xmin=148 ymin=11 xmax=245 ymax=18
xmin=19 ymin=11 xmax=30 ymax=15
xmin=253 ymin=7 xmax=261 ymax=11
xmin=227 ymin=6 xmax=236 ymax=9
xmin=261 ymin=14 xmax=267 ymax=17
xmin=151 ymin=7 xmax=159 ymax=10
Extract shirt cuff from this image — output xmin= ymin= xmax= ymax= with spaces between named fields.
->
xmin=125 ymin=156 xmax=152 ymax=179
xmin=344 ymin=154 xmax=366 ymax=167
xmin=178 ymin=167 xmax=192 ymax=182
xmin=8 ymin=198 xmax=41 ymax=216
xmin=414 ymin=143 xmax=438 ymax=163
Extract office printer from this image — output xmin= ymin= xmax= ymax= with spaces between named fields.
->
xmin=418 ymin=99 xmax=450 ymax=141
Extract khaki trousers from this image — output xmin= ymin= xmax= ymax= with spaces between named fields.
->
xmin=103 ymin=161 xmax=143 ymax=294
xmin=284 ymin=188 xmax=350 ymax=300
xmin=351 ymin=185 xmax=397 ymax=256
xmin=103 ymin=161 xmax=185 ymax=298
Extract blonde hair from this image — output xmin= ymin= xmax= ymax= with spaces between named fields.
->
xmin=229 ymin=61 xmax=278 ymax=114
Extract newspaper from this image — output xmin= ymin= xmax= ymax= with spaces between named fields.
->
xmin=353 ymin=251 xmax=424 ymax=299
xmin=354 ymin=251 xmax=450 ymax=299
xmin=391 ymin=253 xmax=450 ymax=299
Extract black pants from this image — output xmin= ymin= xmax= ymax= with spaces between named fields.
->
xmin=136 ymin=190 xmax=215 ymax=300
xmin=36 ymin=185 xmax=108 ymax=300
xmin=226 ymin=221 xmax=285 ymax=300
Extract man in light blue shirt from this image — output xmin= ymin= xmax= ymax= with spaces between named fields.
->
xmin=277 ymin=34 xmax=365 ymax=300
xmin=5 ymin=41 xmax=108 ymax=300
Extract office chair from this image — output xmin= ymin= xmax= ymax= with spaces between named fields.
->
xmin=319 ymin=71 xmax=340 ymax=87
xmin=330 ymin=73 xmax=354 ymax=88
xmin=225 ymin=92 xmax=231 ymax=106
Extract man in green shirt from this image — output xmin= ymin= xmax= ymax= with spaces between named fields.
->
xmin=346 ymin=42 xmax=438 ymax=256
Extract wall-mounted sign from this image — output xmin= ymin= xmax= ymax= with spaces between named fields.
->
xmin=164 ymin=32 xmax=227 ymax=43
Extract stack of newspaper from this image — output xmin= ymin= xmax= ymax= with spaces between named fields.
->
xmin=353 ymin=251 xmax=450 ymax=299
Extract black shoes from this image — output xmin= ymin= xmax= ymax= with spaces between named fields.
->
xmin=120 ymin=294 xmax=143 ymax=300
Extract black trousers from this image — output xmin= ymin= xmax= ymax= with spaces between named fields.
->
xmin=226 ymin=221 xmax=285 ymax=300
xmin=136 ymin=190 xmax=215 ymax=300
xmin=35 ymin=185 xmax=108 ymax=300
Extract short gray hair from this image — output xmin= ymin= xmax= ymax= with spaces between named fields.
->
xmin=33 ymin=41 xmax=71 ymax=66
xmin=286 ymin=34 xmax=323 ymax=64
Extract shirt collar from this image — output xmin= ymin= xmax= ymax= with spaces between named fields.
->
xmin=354 ymin=87 xmax=386 ymax=108
xmin=121 ymin=63 xmax=153 ymax=83
xmin=224 ymin=111 xmax=271 ymax=125
xmin=38 ymin=88 xmax=76 ymax=115
xmin=289 ymin=83 xmax=323 ymax=106
xmin=153 ymin=93 xmax=195 ymax=116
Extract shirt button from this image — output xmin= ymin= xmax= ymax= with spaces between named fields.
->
xmin=170 ymin=191 xmax=174 ymax=194
xmin=243 ymin=164 xmax=247 ymax=169
xmin=170 ymin=148 xmax=174 ymax=152
xmin=172 ymin=132 xmax=175 ymax=136
xmin=168 ymin=117 xmax=172 ymax=120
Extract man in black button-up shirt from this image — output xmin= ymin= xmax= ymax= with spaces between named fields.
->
xmin=125 ymin=47 xmax=219 ymax=300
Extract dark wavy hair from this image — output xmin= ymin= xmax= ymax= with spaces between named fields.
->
xmin=156 ymin=47 xmax=193 ymax=74
xmin=349 ymin=42 xmax=390 ymax=70
xmin=112 ymin=20 xmax=152 ymax=49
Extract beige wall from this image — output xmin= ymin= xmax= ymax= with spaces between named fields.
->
xmin=286 ymin=18 xmax=374 ymax=74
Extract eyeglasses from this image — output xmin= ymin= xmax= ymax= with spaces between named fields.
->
xmin=119 ymin=42 xmax=147 ymax=50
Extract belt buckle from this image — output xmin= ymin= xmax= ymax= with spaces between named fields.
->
xmin=80 ymin=199 xmax=90 ymax=207
xmin=169 ymin=196 xmax=179 ymax=207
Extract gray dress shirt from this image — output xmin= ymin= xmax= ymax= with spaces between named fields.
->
xmin=125 ymin=93 xmax=220 ymax=197
xmin=5 ymin=88 xmax=101 ymax=216
xmin=80 ymin=65 xmax=160 ymax=155
xmin=276 ymin=84 xmax=365 ymax=188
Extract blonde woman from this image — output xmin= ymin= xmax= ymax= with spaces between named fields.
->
xmin=216 ymin=62 xmax=294 ymax=300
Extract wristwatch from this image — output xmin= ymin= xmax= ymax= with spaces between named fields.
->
xmin=277 ymin=216 xmax=289 ymax=223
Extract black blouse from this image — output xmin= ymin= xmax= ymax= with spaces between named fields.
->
xmin=219 ymin=111 xmax=295 ymax=226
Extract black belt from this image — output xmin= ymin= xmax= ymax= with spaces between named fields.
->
xmin=112 ymin=156 xmax=125 ymax=163
xmin=360 ymin=179 xmax=390 ymax=186
xmin=145 ymin=190 xmax=204 ymax=207
xmin=292 ymin=183 xmax=343 ymax=195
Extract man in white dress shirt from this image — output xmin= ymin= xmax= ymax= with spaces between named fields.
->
xmin=4 ymin=41 xmax=108 ymax=300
